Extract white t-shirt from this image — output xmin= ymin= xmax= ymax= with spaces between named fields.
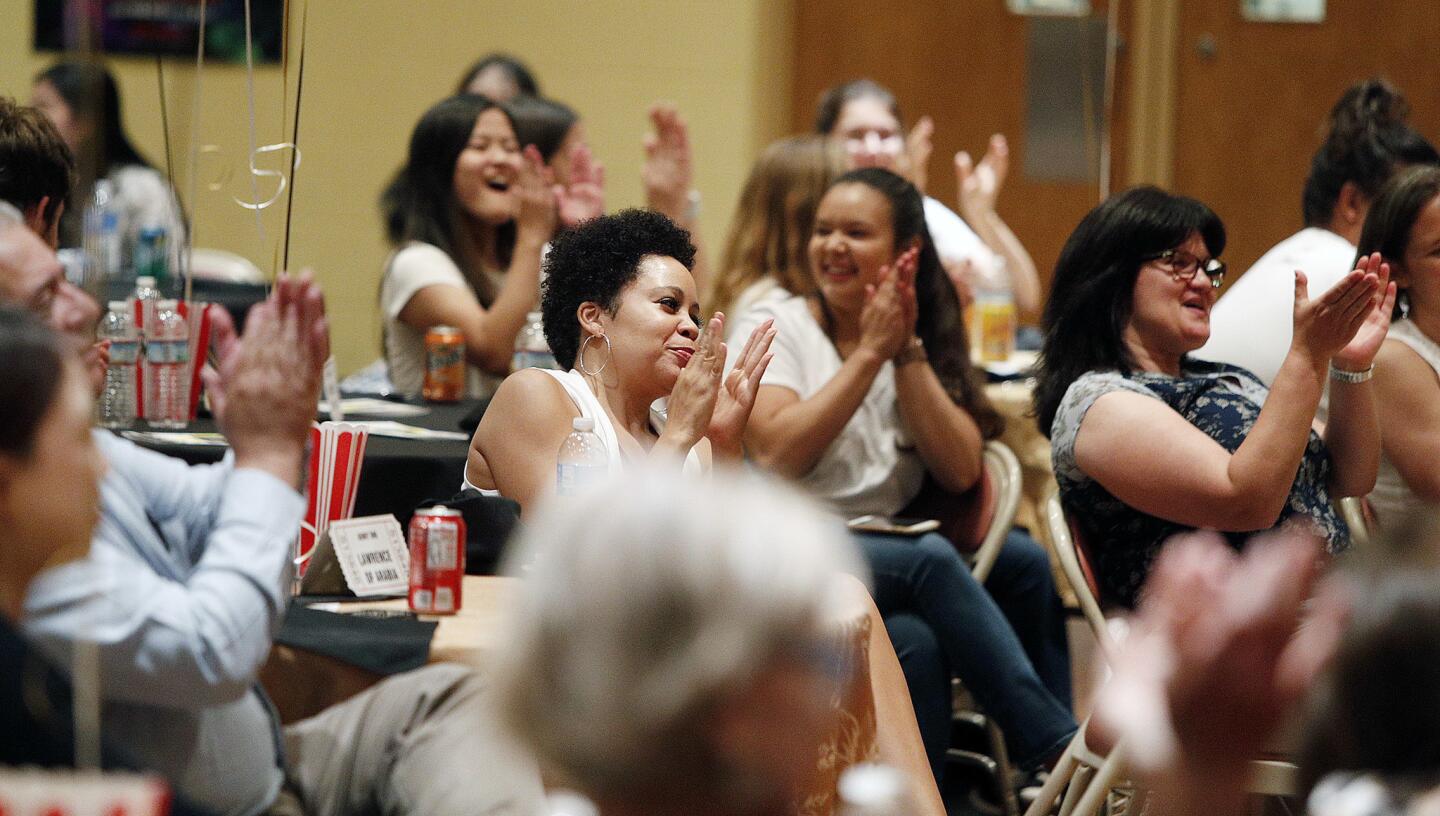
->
xmin=728 ymin=294 xmax=923 ymax=518
xmin=1369 ymin=319 xmax=1440 ymax=524
xmin=379 ymin=242 xmax=503 ymax=400
xmin=923 ymin=195 xmax=996 ymax=271
xmin=722 ymin=278 xmax=787 ymax=341
xmin=1197 ymin=227 xmax=1357 ymax=386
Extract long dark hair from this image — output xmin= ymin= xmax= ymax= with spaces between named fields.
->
xmin=35 ymin=61 xmax=150 ymax=175
xmin=1033 ymin=186 xmax=1226 ymax=436
xmin=506 ymin=95 xmax=578 ymax=163
xmin=1303 ymin=78 xmax=1438 ymax=228
xmin=1354 ymin=164 xmax=1440 ymax=319
xmin=817 ymin=168 xmax=1001 ymax=438
xmin=0 ymin=306 xmax=65 ymax=460
xmin=380 ymin=94 xmax=517 ymax=305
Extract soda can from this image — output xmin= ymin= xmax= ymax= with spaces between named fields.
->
xmin=423 ymin=325 xmax=465 ymax=403
xmin=408 ymin=506 xmax=466 ymax=615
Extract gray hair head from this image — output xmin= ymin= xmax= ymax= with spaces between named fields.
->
xmin=493 ymin=464 xmax=867 ymax=808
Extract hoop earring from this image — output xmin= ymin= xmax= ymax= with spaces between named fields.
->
xmin=576 ymin=333 xmax=612 ymax=376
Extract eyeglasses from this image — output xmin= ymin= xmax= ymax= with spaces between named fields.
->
xmin=1145 ymin=249 xmax=1226 ymax=289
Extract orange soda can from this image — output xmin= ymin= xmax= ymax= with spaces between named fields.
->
xmin=423 ymin=326 xmax=465 ymax=402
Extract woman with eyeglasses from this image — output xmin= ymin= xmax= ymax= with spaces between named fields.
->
xmin=1033 ymin=186 xmax=1392 ymax=609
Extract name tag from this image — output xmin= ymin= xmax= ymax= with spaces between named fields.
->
xmin=328 ymin=514 xmax=410 ymax=597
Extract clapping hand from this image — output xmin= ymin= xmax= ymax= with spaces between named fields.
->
xmin=707 ymin=318 xmax=776 ymax=457
xmin=555 ymin=142 xmax=605 ymax=228
xmin=1332 ymin=252 xmax=1397 ymax=372
xmin=1092 ymin=532 xmax=1346 ymax=814
xmin=858 ymin=247 xmax=920 ymax=360
xmin=1292 ymin=253 xmax=1389 ymax=370
xmin=662 ymin=313 xmax=727 ymax=451
xmin=516 ymin=145 xmax=559 ymax=242
xmin=642 ymin=104 xmax=695 ymax=224
xmin=904 ymin=115 xmax=934 ymax=194
xmin=204 ymin=271 xmax=329 ymax=487
xmin=955 ymin=134 xmax=1011 ymax=223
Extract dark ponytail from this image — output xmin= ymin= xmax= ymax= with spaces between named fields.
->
xmin=1302 ymin=78 xmax=1439 ymax=228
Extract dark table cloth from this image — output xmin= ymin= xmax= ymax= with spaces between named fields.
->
xmin=118 ymin=399 xmax=481 ymax=527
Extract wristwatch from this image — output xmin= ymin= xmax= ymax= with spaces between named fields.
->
xmin=894 ymin=337 xmax=927 ymax=367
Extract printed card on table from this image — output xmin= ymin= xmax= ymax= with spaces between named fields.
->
xmin=328 ymin=514 xmax=409 ymax=597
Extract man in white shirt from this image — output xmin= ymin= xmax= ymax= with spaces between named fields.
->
xmin=0 ymin=215 xmax=543 ymax=816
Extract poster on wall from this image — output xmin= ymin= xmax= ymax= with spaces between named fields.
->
xmin=1241 ymin=0 xmax=1325 ymax=23
xmin=33 ymin=0 xmax=284 ymax=63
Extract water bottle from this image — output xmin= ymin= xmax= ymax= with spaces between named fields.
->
xmin=83 ymin=179 xmax=122 ymax=284
xmin=132 ymin=275 xmax=160 ymax=418
xmin=838 ymin=764 xmax=916 ymax=816
xmin=134 ymin=225 xmax=171 ymax=296
xmin=146 ymin=299 xmax=190 ymax=429
xmin=970 ymin=257 xmax=1016 ymax=364
xmin=511 ymin=310 xmax=559 ymax=373
xmin=556 ymin=417 xmax=608 ymax=496
xmin=97 ymin=301 xmax=140 ymax=428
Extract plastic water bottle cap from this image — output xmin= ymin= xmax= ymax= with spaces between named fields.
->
xmin=136 ymin=276 xmax=157 ymax=287
xmin=572 ymin=417 xmax=595 ymax=432
xmin=838 ymin=763 xmax=907 ymax=809
xmin=108 ymin=301 xmax=129 ymax=311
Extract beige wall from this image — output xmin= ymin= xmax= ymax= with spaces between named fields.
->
xmin=1 ymin=1 xmax=794 ymax=374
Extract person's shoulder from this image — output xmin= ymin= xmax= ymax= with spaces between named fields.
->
xmin=734 ymin=291 xmax=811 ymax=331
xmin=485 ymin=369 xmax=571 ymax=421
xmin=390 ymin=242 xmax=458 ymax=273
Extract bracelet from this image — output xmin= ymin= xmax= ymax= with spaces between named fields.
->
xmin=1329 ymin=363 xmax=1374 ymax=384
xmin=894 ymin=337 xmax=927 ymax=367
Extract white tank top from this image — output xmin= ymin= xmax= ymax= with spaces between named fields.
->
xmin=1370 ymin=319 xmax=1440 ymax=523
xmin=463 ymin=368 xmax=701 ymax=493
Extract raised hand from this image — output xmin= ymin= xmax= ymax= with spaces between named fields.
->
xmin=943 ymin=256 xmax=977 ymax=311
xmin=516 ymin=144 xmax=559 ymax=242
xmin=1332 ymin=252 xmax=1397 ymax=372
xmin=203 ymin=270 xmax=329 ymax=487
xmin=904 ymin=115 xmax=934 ymax=194
xmin=1291 ymin=256 xmax=1384 ymax=369
xmin=555 ymin=142 xmax=605 ymax=227
xmin=955 ymin=134 xmax=1010 ymax=222
xmin=642 ymin=104 xmax=695 ymax=224
xmin=1092 ymin=532 xmax=1346 ymax=814
xmin=707 ymin=318 xmax=776 ymax=457
xmin=661 ymin=313 xmax=726 ymax=450
xmin=858 ymin=248 xmax=919 ymax=360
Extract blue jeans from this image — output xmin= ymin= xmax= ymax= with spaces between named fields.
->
xmin=859 ymin=530 xmax=1076 ymax=773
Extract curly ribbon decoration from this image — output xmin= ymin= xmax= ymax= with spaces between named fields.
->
xmin=231 ymin=141 xmax=302 ymax=212
xmin=183 ymin=0 xmax=208 ymax=305
xmin=236 ymin=0 xmax=266 ymax=244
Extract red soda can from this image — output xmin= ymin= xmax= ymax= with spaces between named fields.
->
xmin=423 ymin=326 xmax=465 ymax=403
xmin=408 ymin=506 xmax=466 ymax=614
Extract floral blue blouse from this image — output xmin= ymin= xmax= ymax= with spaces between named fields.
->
xmin=1050 ymin=359 xmax=1348 ymax=609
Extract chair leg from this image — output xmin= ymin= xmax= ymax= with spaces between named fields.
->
xmin=1058 ymin=765 xmax=1094 ymax=816
xmin=1023 ymin=738 xmax=1079 ymax=816
xmin=1072 ymin=747 xmax=1126 ymax=816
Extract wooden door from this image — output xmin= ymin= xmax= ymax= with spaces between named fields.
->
xmin=1171 ymin=3 xmax=1440 ymax=277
